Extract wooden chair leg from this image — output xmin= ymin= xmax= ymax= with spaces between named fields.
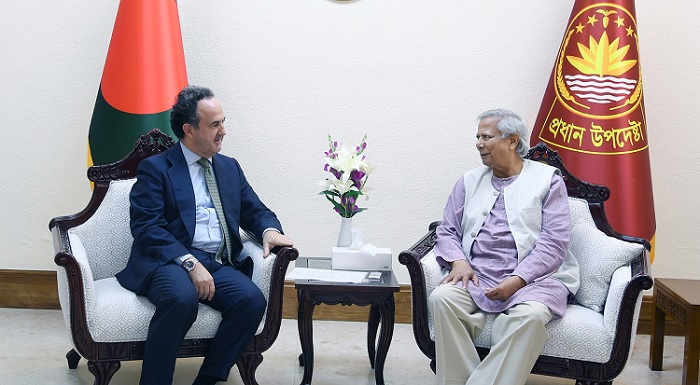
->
xmin=237 ymin=353 xmax=263 ymax=385
xmin=87 ymin=360 xmax=121 ymax=385
xmin=66 ymin=349 xmax=81 ymax=369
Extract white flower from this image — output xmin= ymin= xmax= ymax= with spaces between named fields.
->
xmin=320 ymin=134 xmax=372 ymax=218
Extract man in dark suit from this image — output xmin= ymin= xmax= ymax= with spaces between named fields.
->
xmin=116 ymin=86 xmax=294 ymax=385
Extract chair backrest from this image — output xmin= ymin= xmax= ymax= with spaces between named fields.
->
xmin=68 ymin=179 xmax=136 ymax=280
xmin=526 ymin=142 xmax=650 ymax=250
xmin=49 ymin=129 xmax=175 ymax=278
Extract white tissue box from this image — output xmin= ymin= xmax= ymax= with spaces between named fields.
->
xmin=331 ymin=247 xmax=392 ymax=271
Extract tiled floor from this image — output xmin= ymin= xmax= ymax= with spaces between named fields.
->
xmin=0 ymin=308 xmax=685 ymax=385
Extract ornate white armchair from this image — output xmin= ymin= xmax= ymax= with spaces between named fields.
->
xmin=398 ymin=143 xmax=653 ymax=385
xmin=49 ymin=129 xmax=298 ymax=385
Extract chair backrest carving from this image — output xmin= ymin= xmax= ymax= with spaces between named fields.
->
xmin=87 ymin=128 xmax=175 ymax=184
xmin=527 ymin=142 xmax=610 ymax=203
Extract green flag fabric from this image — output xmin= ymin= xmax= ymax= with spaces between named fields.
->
xmin=88 ymin=0 xmax=188 ymax=166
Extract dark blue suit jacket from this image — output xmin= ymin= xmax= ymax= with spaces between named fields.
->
xmin=116 ymin=142 xmax=283 ymax=294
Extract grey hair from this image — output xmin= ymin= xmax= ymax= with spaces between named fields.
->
xmin=477 ymin=108 xmax=530 ymax=158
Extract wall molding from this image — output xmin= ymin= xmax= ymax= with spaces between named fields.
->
xmin=0 ymin=269 xmax=681 ymax=335
xmin=0 ymin=269 xmax=61 ymax=309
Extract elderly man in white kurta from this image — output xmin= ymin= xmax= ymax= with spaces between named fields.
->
xmin=428 ymin=109 xmax=580 ymax=385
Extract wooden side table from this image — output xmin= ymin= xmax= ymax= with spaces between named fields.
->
xmin=649 ymin=278 xmax=700 ymax=385
xmin=295 ymin=271 xmax=400 ymax=385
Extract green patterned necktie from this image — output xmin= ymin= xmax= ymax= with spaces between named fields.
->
xmin=197 ymin=158 xmax=231 ymax=264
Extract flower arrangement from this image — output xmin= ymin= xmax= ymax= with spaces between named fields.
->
xmin=319 ymin=134 xmax=373 ymax=218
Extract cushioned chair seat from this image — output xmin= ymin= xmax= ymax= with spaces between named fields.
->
xmin=421 ymin=258 xmax=638 ymax=364
xmin=419 ymin=236 xmax=643 ymax=364
xmin=90 ymin=278 xmax=221 ymax=342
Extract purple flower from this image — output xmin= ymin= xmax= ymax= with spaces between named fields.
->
xmin=330 ymin=168 xmax=341 ymax=180
xmin=350 ymin=169 xmax=366 ymax=189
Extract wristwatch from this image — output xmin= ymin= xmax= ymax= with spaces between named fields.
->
xmin=182 ymin=257 xmax=198 ymax=272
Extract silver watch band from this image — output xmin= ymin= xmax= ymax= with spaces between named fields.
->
xmin=182 ymin=256 xmax=199 ymax=270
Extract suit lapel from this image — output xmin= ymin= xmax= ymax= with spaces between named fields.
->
xmin=167 ymin=143 xmax=196 ymax=242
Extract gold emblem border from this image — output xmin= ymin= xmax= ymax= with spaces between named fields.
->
xmin=554 ymin=3 xmax=643 ymax=120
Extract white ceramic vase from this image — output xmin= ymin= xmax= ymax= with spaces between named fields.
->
xmin=337 ymin=216 xmax=353 ymax=247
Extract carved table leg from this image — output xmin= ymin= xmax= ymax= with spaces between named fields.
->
xmin=374 ymin=295 xmax=395 ymax=385
xmin=297 ymin=289 xmax=315 ymax=385
xmin=649 ymin=289 xmax=666 ymax=371
xmin=683 ymin=314 xmax=699 ymax=385
xmin=648 ymin=279 xmax=700 ymax=385
xmin=367 ymin=303 xmax=381 ymax=368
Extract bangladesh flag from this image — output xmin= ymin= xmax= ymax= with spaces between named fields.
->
xmin=88 ymin=0 xmax=188 ymax=166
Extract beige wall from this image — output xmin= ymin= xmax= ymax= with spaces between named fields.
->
xmin=1 ymin=0 xmax=697 ymax=283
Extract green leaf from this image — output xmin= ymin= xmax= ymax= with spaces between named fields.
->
xmin=325 ymin=195 xmax=346 ymax=216
xmin=342 ymin=190 xmax=363 ymax=199
xmin=319 ymin=190 xmax=341 ymax=198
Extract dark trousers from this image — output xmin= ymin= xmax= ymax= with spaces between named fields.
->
xmin=139 ymin=251 xmax=266 ymax=385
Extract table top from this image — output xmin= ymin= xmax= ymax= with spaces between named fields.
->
xmin=294 ymin=270 xmax=400 ymax=293
xmin=655 ymin=278 xmax=700 ymax=307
